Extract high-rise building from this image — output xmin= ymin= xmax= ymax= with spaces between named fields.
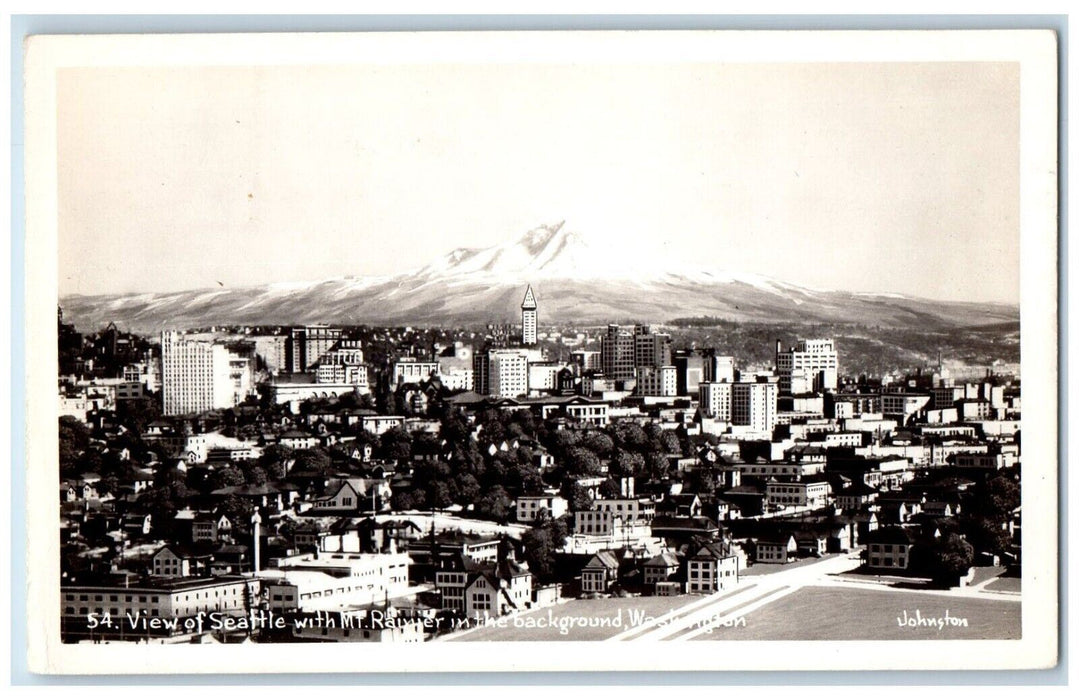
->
xmin=731 ymin=380 xmax=779 ymax=434
xmin=699 ymin=381 xmax=734 ymax=420
xmin=775 ymin=338 xmax=839 ymax=395
xmin=636 ymin=365 xmax=678 ymax=397
xmin=486 ymin=349 xmax=529 ymax=398
xmin=704 ymin=354 xmax=735 ymax=384
xmin=600 ymin=325 xmax=636 ymax=380
xmin=633 ymin=325 xmax=672 ymax=368
xmin=521 ymin=285 xmax=538 ymax=346
xmin=287 ymin=326 xmax=343 ymax=373
xmin=674 ymin=350 xmax=706 ymax=396
xmin=161 ymin=331 xmax=235 ymax=416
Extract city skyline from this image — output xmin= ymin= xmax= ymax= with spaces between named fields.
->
xmin=58 ymin=61 xmax=1019 ymax=304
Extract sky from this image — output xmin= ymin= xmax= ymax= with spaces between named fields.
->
xmin=57 ymin=61 xmax=1019 ymax=303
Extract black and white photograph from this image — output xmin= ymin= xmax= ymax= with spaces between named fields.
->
xmin=21 ymin=27 xmax=1059 ymax=674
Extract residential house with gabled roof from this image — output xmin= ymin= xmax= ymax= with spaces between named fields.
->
xmin=863 ymin=526 xmax=915 ymax=571
xmin=580 ymin=551 xmax=621 ymax=594
xmin=752 ymin=534 xmax=798 ymax=564
xmin=834 ymin=481 xmax=879 ymax=511
xmin=151 ymin=543 xmax=212 ymax=578
xmin=642 ymin=551 xmax=681 ymax=591
xmin=686 ymin=541 xmax=741 ymax=594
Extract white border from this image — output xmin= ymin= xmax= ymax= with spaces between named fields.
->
xmin=23 ymin=29 xmax=1059 ymax=674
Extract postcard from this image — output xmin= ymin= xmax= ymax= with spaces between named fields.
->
xmin=22 ymin=28 xmax=1058 ymax=674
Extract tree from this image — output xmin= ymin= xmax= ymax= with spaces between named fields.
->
xmin=978 ymin=475 xmax=1020 ymax=520
xmin=926 ymin=533 xmax=974 ymax=585
xmin=292 ymin=448 xmax=333 ymax=475
xmin=598 ymin=478 xmax=622 ymax=499
xmin=454 ymin=472 xmax=481 ymax=505
xmin=259 ymin=444 xmax=294 ymax=479
xmin=474 ymin=485 xmax=513 ymax=523
xmin=581 ymin=432 xmax=614 ymax=458
xmin=561 ymin=481 xmax=593 ymax=512
xmin=59 ymin=416 xmax=90 ymax=476
xmin=208 ymin=464 xmax=245 ymax=491
xmin=426 ymin=480 xmax=455 ymax=510
xmin=521 ymin=527 xmax=555 ymax=580
xmin=242 ymin=464 xmax=268 ymax=487
xmin=219 ymin=494 xmax=255 ymax=525
xmin=610 ymin=450 xmax=644 ymax=479
xmin=565 ymin=447 xmax=602 ymax=476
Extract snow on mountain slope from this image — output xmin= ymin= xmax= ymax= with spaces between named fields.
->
xmin=58 ymin=222 xmax=1018 ymax=333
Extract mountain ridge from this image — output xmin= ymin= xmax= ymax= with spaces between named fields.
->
xmin=58 ymin=223 xmax=1018 ymax=334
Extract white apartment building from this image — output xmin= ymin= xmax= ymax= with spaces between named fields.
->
xmin=161 ymin=331 xmax=235 ymax=416
xmin=699 ymin=381 xmax=733 ymax=420
xmin=775 ymin=338 xmax=839 ymax=394
xmin=487 ymin=350 xmax=529 ymax=399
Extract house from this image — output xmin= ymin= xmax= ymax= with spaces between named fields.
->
xmin=580 ymin=551 xmax=621 ymax=594
xmin=642 ymin=552 xmax=681 ymax=591
xmin=754 ymin=534 xmax=798 ymax=564
xmin=863 ymin=526 xmax=915 ymax=571
xmin=686 ymin=542 xmax=741 ymax=594
xmin=278 ymin=430 xmax=319 ymax=450
xmin=464 ymin=559 xmax=534 ymax=618
xmin=794 ymin=531 xmax=829 ymax=558
xmin=659 ymin=493 xmax=703 ymax=518
xmin=122 ymin=513 xmax=153 ymax=538
xmin=648 ymin=515 xmax=721 ymax=547
xmin=192 ymin=513 xmax=233 ymax=544
xmin=150 ymin=544 xmax=211 ymax=578
xmin=834 ymin=481 xmax=879 ymax=511
xmin=435 ymin=545 xmax=535 ymax=619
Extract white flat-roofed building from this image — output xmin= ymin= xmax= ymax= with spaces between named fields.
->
xmin=515 ymin=495 xmax=568 ymax=523
xmin=775 ymin=338 xmax=838 ymax=394
xmin=765 ymin=479 xmax=831 ymax=509
xmin=392 ymin=359 xmax=440 ymax=388
xmin=161 ymin=331 xmax=235 ymax=415
xmin=261 ymin=552 xmax=411 ymax=611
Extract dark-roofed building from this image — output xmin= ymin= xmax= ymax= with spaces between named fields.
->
xmin=642 ymin=551 xmax=681 ymax=591
xmin=581 ymin=551 xmax=621 ymax=594
xmin=686 ymin=542 xmax=741 ymax=594
xmin=863 ymin=526 xmax=915 ymax=570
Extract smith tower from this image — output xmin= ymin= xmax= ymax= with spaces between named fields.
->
xmin=521 ymin=285 xmax=538 ymax=345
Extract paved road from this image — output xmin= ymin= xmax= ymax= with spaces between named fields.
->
xmin=617 ymin=551 xmax=865 ymax=642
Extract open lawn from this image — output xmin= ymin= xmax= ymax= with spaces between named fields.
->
xmin=447 ymin=593 xmax=722 ymax=642
xmin=693 ymin=585 xmax=1020 ymax=641
xmin=985 ymin=576 xmax=1022 ymax=593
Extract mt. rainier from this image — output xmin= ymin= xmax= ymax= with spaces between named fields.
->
xmin=59 ymin=222 xmax=1017 ymax=333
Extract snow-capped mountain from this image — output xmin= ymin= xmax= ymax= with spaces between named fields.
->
xmin=59 ymin=222 xmax=1018 ymax=333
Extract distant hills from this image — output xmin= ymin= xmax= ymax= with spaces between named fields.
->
xmin=59 ymin=222 xmax=1018 ymax=334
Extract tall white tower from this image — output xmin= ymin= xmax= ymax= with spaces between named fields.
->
xmin=521 ymin=285 xmax=538 ymax=345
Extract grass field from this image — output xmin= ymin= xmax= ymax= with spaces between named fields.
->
xmin=447 ymin=593 xmax=720 ymax=642
xmin=984 ymin=576 xmax=1022 ymax=593
xmin=693 ymin=585 xmax=1021 ymax=641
